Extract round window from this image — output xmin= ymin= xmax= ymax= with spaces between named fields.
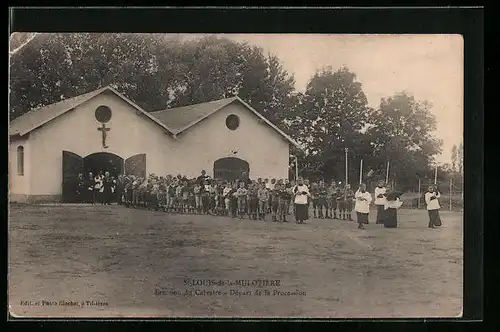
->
xmin=226 ymin=114 xmax=240 ymax=130
xmin=95 ymin=105 xmax=112 ymax=123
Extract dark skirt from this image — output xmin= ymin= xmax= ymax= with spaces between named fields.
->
xmin=376 ymin=205 xmax=385 ymax=224
xmin=294 ymin=203 xmax=309 ymax=221
xmin=357 ymin=212 xmax=369 ymax=224
xmin=428 ymin=209 xmax=442 ymax=226
xmin=384 ymin=208 xmax=398 ymax=228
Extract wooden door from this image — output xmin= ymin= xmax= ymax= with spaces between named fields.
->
xmin=124 ymin=154 xmax=146 ymax=178
xmin=213 ymin=157 xmax=249 ymax=182
xmin=62 ymin=150 xmax=83 ymax=202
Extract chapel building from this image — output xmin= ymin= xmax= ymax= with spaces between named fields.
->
xmin=9 ymin=86 xmax=299 ymax=203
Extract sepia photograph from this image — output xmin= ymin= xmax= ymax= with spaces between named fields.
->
xmin=8 ymin=32 xmax=464 ymax=318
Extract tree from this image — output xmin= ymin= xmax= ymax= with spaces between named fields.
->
xmin=172 ymin=37 xmax=297 ymax=129
xmin=289 ymin=66 xmax=372 ymax=181
xmin=9 ymin=33 xmax=187 ymax=119
xmin=457 ymin=141 xmax=463 ymax=174
xmin=451 ymin=144 xmax=458 ymax=172
xmin=366 ymin=92 xmax=443 ymax=190
xmin=9 ymin=33 xmax=298 ymax=133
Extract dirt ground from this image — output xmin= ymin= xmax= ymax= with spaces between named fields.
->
xmin=8 ymin=204 xmax=463 ymax=318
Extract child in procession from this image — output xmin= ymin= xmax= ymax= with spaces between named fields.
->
xmin=338 ymin=184 xmax=355 ymax=220
xmin=317 ymin=181 xmax=328 ymax=218
xmin=247 ymin=182 xmax=259 ymax=220
xmin=215 ymin=181 xmax=225 ymax=216
xmin=208 ymin=181 xmax=217 ymax=215
xmin=201 ymin=180 xmax=211 ymax=214
xmin=230 ymin=182 xmax=239 ymax=218
xmin=278 ymin=183 xmax=290 ymax=222
xmin=157 ymin=177 xmax=166 ymax=210
xmin=310 ymin=182 xmax=319 ymax=218
xmin=223 ymin=182 xmax=233 ymax=216
xmin=193 ymin=181 xmax=202 ymax=214
xmin=345 ymin=184 xmax=355 ymax=221
xmin=175 ymin=180 xmax=183 ymax=212
xmin=167 ymin=179 xmax=176 ymax=212
xmin=270 ymin=183 xmax=280 ymax=222
xmin=327 ymin=181 xmax=340 ymax=219
xmin=236 ymin=181 xmax=248 ymax=219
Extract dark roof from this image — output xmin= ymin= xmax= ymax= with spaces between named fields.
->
xmin=9 ymin=87 xmax=107 ymax=136
xmin=150 ymin=97 xmax=238 ymax=133
xmin=9 ymin=86 xmax=175 ymax=137
xmin=150 ymin=96 xmax=300 ymax=147
xmin=9 ymin=87 xmax=300 ymax=148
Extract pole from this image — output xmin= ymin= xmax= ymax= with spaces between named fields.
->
xmin=345 ymin=148 xmax=348 ymax=185
xmin=434 ymin=165 xmax=438 ymax=184
xmin=385 ymin=161 xmax=390 ymax=184
xmin=449 ymin=177 xmax=452 ymax=211
xmin=359 ymin=159 xmax=363 ymax=184
xmin=417 ymin=178 xmax=421 ymax=209
xmin=295 ymin=155 xmax=299 ymax=181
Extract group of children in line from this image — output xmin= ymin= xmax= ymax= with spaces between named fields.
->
xmin=75 ymin=170 xmax=443 ymax=228
xmin=116 ymin=172 xmax=361 ymax=223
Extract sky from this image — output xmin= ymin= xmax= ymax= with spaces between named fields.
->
xmin=185 ymin=34 xmax=464 ymax=164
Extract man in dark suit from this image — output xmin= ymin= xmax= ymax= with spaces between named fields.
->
xmin=196 ymin=170 xmax=211 ymax=185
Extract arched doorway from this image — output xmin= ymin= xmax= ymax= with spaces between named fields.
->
xmin=62 ymin=151 xmax=146 ymax=203
xmin=213 ymin=157 xmax=250 ymax=182
xmin=84 ymin=152 xmax=124 ymax=178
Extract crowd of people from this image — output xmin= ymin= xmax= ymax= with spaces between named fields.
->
xmin=73 ymin=169 xmax=443 ymax=229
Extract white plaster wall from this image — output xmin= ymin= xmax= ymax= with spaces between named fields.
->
xmin=166 ymin=102 xmax=290 ymax=180
xmin=28 ymin=91 xmax=174 ymax=195
xmin=24 ymin=94 xmax=290 ymax=196
xmin=9 ymin=137 xmax=30 ymax=196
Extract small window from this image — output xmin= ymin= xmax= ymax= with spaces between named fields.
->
xmin=17 ymin=146 xmax=24 ymax=176
xmin=226 ymin=114 xmax=240 ymax=130
xmin=95 ymin=105 xmax=112 ymax=123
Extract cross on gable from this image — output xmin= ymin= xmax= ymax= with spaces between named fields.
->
xmin=97 ymin=123 xmax=110 ymax=149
